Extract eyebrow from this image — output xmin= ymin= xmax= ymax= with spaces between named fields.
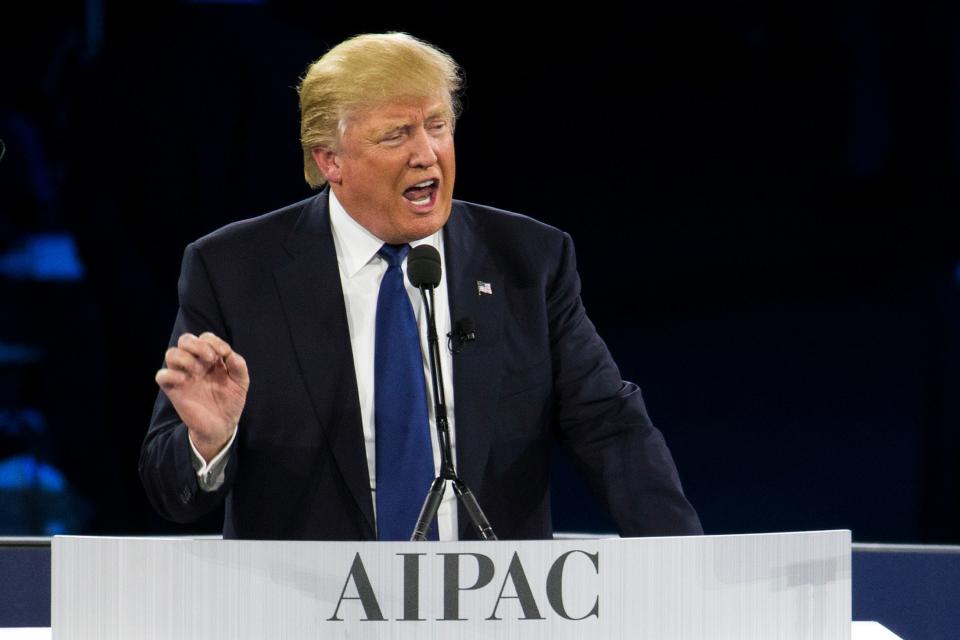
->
xmin=374 ymin=109 xmax=452 ymax=138
xmin=377 ymin=124 xmax=408 ymax=136
xmin=425 ymin=106 xmax=453 ymax=120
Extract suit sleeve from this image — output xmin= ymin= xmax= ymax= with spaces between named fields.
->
xmin=138 ymin=242 xmax=239 ymax=523
xmin=548 ymin=232 xmax=703 ymax=536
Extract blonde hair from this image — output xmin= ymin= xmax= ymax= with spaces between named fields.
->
xmin=297 ymin=32 xmax=463 ymax=188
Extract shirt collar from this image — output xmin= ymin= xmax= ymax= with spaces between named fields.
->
xmin=328 ymin=188 xmax=442 ymax=279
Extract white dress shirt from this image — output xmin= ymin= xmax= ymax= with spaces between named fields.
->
xmin=191 ymin=190 xmax=459 ymax=540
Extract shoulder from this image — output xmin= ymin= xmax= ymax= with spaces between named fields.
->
xmin=186 ymin=194 xmax=320 ymax=262
xmin=452 ymin=199 xmax=565 ymax=240
xmin=450 ymin=199 xmax=571 ymax=264
xmin=191 ymin=194 xmax=316 ymax=249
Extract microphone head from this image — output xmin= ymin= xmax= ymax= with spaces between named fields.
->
xmin=457 ymin=317 xmax=476 ymax=339
xmin=407 ymin=244 xmax=442 ymax=288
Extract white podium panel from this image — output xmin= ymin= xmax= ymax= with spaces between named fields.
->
xmin=52 ymin=530 xmax=850 ymax=640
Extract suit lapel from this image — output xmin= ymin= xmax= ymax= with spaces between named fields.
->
xmin=272 ymin=191 xmax=375 ymax=538
xmin=444 ymin=203 xmax=504 ymax=537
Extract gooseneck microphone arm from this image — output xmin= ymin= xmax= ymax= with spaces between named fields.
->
xmin=420 ymin=285 xmax=456 ymax=479
xmin=407 ymin=245 xmax=497 ymax=541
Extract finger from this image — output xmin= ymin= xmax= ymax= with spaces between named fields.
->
xmin=164 ymin=347 xmax=205 ymax=376
xmin=223 ymin=350 xmax=250 ymax=386
xmin=176 ymin=333 xmax=198 ymax=348
xmin=197 ymin=332 xmax=249 ymax=386
xmin=198 ymin=332 xmax=233 ymax=359
xmin=155 ymin=367 xmax=188 ymax=390
xmin=177 ymin=333 xmax=220 ymax=367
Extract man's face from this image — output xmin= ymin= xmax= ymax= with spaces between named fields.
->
xmin=314 ymin=95 xmax=456 ymax=244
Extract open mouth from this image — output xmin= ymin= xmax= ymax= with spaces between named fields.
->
xmin=403 ymin=179 xmax=439 ymax=207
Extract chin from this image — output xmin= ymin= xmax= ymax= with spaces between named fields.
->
xmin=402 ymin=210 xmax=451 ymax=241
xmin=399 ymin=222 xmax=443 ymax=243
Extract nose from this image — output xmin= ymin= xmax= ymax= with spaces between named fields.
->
xmin=407 ymin=125 xmax=438 ymax=168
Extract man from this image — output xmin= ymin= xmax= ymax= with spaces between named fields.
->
xmin=140 ymin=32 xmax=702 ymax=541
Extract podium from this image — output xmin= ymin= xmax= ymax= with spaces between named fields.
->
xmin=51 ymin=530 xmax=850 ymax=639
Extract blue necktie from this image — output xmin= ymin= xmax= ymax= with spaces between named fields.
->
xmin=374 ymin=243 xmax=437 ymax=540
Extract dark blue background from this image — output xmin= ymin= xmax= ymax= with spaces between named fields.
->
xmin=1 ymin=1 xmax=958 ymax=543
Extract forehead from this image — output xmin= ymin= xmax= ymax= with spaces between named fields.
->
xmin=350 ymin=96 xmax=452 ymax=128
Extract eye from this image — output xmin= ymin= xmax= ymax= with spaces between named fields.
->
xmin=378 ymin=128 xmax=407 ymax=144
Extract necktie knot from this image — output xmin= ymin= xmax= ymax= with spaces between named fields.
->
xmin=378 ymin=243 xmax=410 ymax=268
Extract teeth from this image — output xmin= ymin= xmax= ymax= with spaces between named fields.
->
xmin=411 ymin=195 xmax=431 ymax=205
xmin=413 ymin=180 xmax=436 ymax=188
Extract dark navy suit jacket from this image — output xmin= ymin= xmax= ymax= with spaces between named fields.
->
xmin=139 ymin=190 xmax=702 ymax=539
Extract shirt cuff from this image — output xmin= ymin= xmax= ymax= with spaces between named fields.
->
xmin=189 ymin=427 xmax=237 ymax=492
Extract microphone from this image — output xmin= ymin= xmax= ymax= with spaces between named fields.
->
xmin=405 ymin=244 xmax=497 ymax=541
xmin=447 ymin=317 xmax=477 ymax=354
xmin=407 ymin=244 xmax=441 ymax=288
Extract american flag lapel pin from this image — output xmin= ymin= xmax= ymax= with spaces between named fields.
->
xmin=476 ymin=280 xmax=493 ymax=296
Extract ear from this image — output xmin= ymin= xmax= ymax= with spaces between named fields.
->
xmin=311 ymin=147 xmax=343 ymax=185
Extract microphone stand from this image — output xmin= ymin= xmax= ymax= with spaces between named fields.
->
xmin=410 ymin=284 xmax=497 ymax=541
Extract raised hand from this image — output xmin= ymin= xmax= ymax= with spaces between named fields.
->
xmin=155 ymin=332 xmax=249 ymax=462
